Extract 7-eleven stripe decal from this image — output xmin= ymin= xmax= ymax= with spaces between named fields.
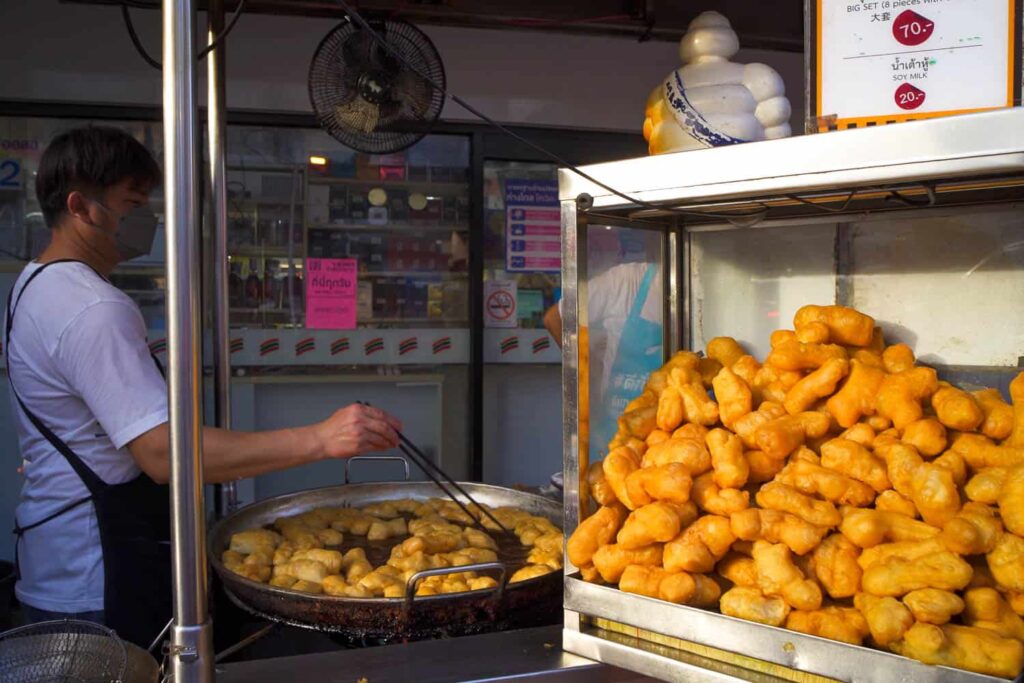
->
xmin=500 ymin=336 xmax=519 ymax=355
xmin=295 ymin=337 xmax=316 ymax=356
xmin=398 ymin=337 xmax=418 ymax=356
xmin=260 ymin=338 xmax=280 ymax=356
xmin=330 ymin=337 xmax=350 ymax=355
xmin=148 ymin=339 xmax=167 ymax=355
xmin=229 ymin=338 xmax=244 ymax=354
xmin=532 ymin=336 xmax=551 ymax=354
xmin=364 ymin=337 xmax=385 ymax=356
xmin=432 ymin=337 xmax=452 ymax=355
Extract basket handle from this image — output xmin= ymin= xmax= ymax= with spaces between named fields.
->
xmin=402 ymin=561 xmax=508 ymax=611
xmin=344 ymin=455 xmax=410 ymax=484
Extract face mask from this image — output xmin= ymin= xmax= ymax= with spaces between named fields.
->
xmin=91 ymin=201 xmax=159 ymax=260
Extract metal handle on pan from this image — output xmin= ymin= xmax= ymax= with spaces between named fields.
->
xmin=344 ymin=455 xmax=411 ymax=484
xmin=402 ymin=561 xmax=508 ymax=610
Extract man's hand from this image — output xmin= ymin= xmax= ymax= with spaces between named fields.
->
xmin=313 ymin=404 xmax=402 ymax=460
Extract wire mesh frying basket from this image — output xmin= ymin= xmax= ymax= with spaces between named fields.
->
xmin=0 ymin=619 xmax=129 ymax=683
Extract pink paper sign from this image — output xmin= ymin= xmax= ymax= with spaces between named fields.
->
xmin=305 ymin=258 xmax=357 ymax=329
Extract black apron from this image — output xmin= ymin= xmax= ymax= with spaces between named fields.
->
xmin=7 ymin=259 xmax=172 ymax=648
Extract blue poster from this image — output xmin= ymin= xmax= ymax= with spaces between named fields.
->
xmin=505 ymin=179 xmax=560 ymax=273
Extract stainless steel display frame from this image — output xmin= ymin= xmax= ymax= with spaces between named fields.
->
xmin=558 ymin=108 xmax=1024 ymax=683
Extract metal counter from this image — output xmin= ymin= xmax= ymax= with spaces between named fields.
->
xmin=215 ymin=626 xmax=653 ymax=683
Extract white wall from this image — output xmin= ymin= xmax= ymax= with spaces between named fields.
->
xmin=0 ymin=0 xmax=805 ymax=133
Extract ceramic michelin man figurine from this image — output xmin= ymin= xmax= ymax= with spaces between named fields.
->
xmin=643 ymin=11 xmax=792 ymax=155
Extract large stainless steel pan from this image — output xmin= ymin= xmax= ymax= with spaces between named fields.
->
xmin=209 ymin=481 xmax=562 ymax=642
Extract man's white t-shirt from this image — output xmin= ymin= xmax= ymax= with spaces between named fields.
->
xmin=8 ymin=261 xmax=168 ymax=613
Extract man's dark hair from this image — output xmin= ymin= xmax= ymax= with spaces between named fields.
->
xmin=35 ymin=126 xmax=161 ymax=228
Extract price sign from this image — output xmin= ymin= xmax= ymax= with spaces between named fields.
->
xmin=892 ymin=9 xmax=936 ymax=45
xmin=895 ymin=82 xmax=928 ymax=109
xmin=810 ymin=0 xmax=1021 ymax=132
xmin=305 ymin=258 xmax=357 ymax=329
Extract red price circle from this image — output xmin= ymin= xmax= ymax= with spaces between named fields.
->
xmin=895 ymin=83 xmax=927 ymax=110
xmin=487 ymin=290 xmax=516 ymax=320
xmin=892 ymin=10 xmax=935 ymax=46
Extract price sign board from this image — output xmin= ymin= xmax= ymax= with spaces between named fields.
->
xmin=504 ymin=179 xmax=560 ymax=273
xmin=305 ymin=258 xmax=358 ymax=329
xmin=809 ymin=0 xmax=1021 ymax=132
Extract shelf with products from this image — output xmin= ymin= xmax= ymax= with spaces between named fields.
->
xmin=226 ymin=164 xmax=305 ymax=254
xmin=307 ymin=227 xmax=459 ymax=273
xmin=306 ymin=177 xmax=469 ymax=229
xmin=230 ymin=307 xmax=294 ymax=314
xmin=358 ymin=317 xmax=468 ymax=325
xmin=352 ymin=268 xmax=467 ymax=280
xmin=229 ymin=255 xmax=467 ymax=326
xmin=306 ymin=177 xmax=467 ymax=191
xmin=229 ymin=255 xmax=304 ymax=312
xmin=227 ymin=211 xmax=304 ymax=251
xmin=228 ymin=246 xmax=301 ymax=259
xmin=306 ymin=223 xmax=466 ymax=232
xmin=226 ymin=164 xmax=305 ymax=194
xmin=226 ymin=198 xmax=305 ymax=207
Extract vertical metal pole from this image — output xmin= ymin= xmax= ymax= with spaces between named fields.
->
xmin=468 ymin=132 xmax=485 ymax=481
xmin=560 ymin=197 xmax=584 ymax=541
xmin=163 ymin=0 xmax=214 ymax=680
xmin=665 ymin=220 xmax=682 ymax=356
xmin=207 ymin=0 xmax=236 ymax=516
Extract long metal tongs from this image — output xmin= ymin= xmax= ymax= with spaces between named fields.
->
xmin=357 ymin=401 xmax=511 ymax=535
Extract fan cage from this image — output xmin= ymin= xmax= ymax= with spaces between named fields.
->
xmin=309 ymin=18 xmax=447 ymax=154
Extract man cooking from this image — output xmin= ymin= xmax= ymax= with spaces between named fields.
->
xmin=7 ymin=126 xmax=402 ymax=646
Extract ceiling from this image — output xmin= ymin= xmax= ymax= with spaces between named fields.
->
xmin=63 ymin=0 xmax=805 ymax=52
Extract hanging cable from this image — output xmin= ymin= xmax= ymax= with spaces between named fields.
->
xmin=330 ymin=0 xmax=770 ymax=222
xmin=785 ymin=191 xmax=860 ymax=214
xmin=121 ymin=0 xmax=247 ymax=71
xmin=199 ymin=0 xmax=247 ymax=59
xmin=121 ymin=3 xmax=161 ymax=70
xmin=885 ymin=184 xmax=937 ymax=207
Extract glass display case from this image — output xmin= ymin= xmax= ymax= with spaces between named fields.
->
xmin=559 ymin=108 xmax=1024 ymax=683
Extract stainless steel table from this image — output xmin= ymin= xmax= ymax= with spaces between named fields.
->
xmin=215 ymin=626 xmax=653 ymax=682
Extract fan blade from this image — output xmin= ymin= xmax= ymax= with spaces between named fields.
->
xmin=340 ymin=30 xmax=374 ymax=66
xmin=333 ymin=95 xmax=380 ymax=134
xmin=391 ymin=69 xmax=434 ymax=118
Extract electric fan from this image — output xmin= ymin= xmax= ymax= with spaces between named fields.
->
xmin=308 ymin=18 xmax=446 ymax=154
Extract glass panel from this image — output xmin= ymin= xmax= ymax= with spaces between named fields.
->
xmin=585 ymin=225 xmax=663 ymax=461
xmin=227 ymin=126 xmax=471 ymax=331
xmin=691 ymin=224 xmax=838 ymax=359
xmin=0 ymin=116 xmax=166 ymax=328
xmin=480 ymin=161 xmax=562 ymax=487
xmin=850 ymin=208 xmax=1024 ymax=367
xmin=483 ymin=161 xmax=560 ymax=330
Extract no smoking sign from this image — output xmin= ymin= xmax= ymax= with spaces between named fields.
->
xmin=484 ymin=280 xmax=518 ymax=328
xmin=487 ymin=290 xmax=515 ymax=320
